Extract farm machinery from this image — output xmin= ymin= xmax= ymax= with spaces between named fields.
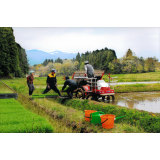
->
xmin=72 ymin=71 xmax=115 ymax=102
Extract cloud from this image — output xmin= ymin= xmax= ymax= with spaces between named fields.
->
xmin=13 ymin=27 xmax=160 ymax=60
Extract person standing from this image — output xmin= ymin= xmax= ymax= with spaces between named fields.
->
xmin=84 ymin=61 xmax=94 ymax=78
xmin=61 ymin=76 xmax=77 ymax=99
xmin=42 ymin=69 xmax=61 ymax=96
xmin=27 ymin=70 xmax=35 ymax=97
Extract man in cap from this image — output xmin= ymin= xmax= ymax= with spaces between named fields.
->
xmin=27 ymin=70 xmax=35 ymax=97
xmin=84 ymin=61 xmax=94 ymax=78
xmin=61 ymin=76 xmax=77 ymax=99
xmin=42 ymin=69 xmax=61 ymax=96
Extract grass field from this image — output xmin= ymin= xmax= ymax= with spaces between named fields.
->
xmin=0 ymin=81 xmax=14 ymax=93
xmin=2 ymin=71 xmax=160 ymax=95
xmin=0 ymin=98 xmax=54 ymax=133
xmin=0 ymin=72 xmax=160 ymax=133
xmin=114 ymin=83 xmax=160 ymax=93
xmin=103 ymin=71 xmax=160 ymax=82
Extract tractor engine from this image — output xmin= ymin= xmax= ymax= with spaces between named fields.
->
xmin=97 ymin=80 xmax=109 ymax=90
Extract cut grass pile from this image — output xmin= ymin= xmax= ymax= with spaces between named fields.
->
xmin=0 ymin=98 xmax=54 ymax=133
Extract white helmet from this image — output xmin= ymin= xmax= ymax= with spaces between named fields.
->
xmin=85 ymin=61 xmax=89 ymax=64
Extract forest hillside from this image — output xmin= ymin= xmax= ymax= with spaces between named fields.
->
xmin=0 ymin=27 xmax=29 ymax=78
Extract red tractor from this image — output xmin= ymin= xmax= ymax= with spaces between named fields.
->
xmin=72 ymin=71 xmax=115 ymax=102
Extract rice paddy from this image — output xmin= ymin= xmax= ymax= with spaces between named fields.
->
xmin=1 ymin=70 xmax=160 ymax=133
xmin=0 ymin=98 xmax=54 ymax=133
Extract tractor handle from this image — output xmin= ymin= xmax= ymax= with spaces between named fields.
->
xmin=100 ymin=71 xmax=105 ymax=80
xmin=72 ymin=72 xmax=75 ymax=79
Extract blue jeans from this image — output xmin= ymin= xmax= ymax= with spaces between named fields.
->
xmin=28 ymin=83 xmax=35 ymax=95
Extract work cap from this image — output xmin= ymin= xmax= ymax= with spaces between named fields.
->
xmin=29 ymin=70 xmax=34 ymax=74
xmin=51 ymin=69 xmax=56 ymax=72
xmin=65 ymin=76 xmax=69 ymax=80
xmin=85 ymin=61 xmax=89 ymax=64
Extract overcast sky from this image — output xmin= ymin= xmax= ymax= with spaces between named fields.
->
xmin=13 ymin=27 xmax=160 ymax=61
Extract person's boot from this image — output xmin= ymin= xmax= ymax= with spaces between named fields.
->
xmin=29 ymin=91 xmax=33 ymax=100
xmin=58 ymin=91 xmax=62 ymax=97
xmin=29 ymin=91 xmax=32 ymax=96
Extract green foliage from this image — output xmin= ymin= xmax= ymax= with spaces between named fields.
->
xmin=16 ymin=43 xmax=29 ymax=75
xmin=42 ymin=59 xmax=54 ymax=66
xmin=76 ymin=48 xmax=117 ymax=73
xmin=109 ymin=50 xmax=157 ymax=74
xmin=55 ymin=57 xmax=63 ymax=64
xmin=0 ymin=27 xmax=29 ymax=77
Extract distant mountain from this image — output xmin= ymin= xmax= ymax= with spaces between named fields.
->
xmin=26 ymin=49 xmax=77 ymax=66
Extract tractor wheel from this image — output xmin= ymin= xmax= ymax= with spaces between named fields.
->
xmin=102 ymin=96 xmax=105 ymax=102
xmin=92 ymin=94 xmax=98 ymax=101
xmin=85 ymin=94 xmax=90 ymax=99
xmin=106 ymin=95 xmax=110 ymax=101
xmin=75 ymin=88 xmax=85 ymax=99
xmin=111 ymin=95 xmax=115 ymax=101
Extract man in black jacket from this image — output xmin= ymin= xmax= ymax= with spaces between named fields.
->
xmin=61 ymin=76 xmax=77 ymax=99
xmin=42 ymin=69 xmax=61 ymax=96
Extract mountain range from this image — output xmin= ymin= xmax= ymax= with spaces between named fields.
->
xmin=26 ymin=49 xmax=77 ymax=66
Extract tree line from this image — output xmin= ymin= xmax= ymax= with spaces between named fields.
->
xmin=74 ymin=47 xmax=117 ymax=72
xmin=30 ymin=59 xmax=79 ymax=77
xmin=1 ymin=27 xmax=159 ymax=78
xmin=30 ymin=47 xmax=159 ymax=77
xmin=41 ymin=57 xmax=63 ymax=66
xmin=0 ymin=27 xmax=29 ymax=78
xmin=108 ymin=49 xmax=159 ymax=74
xmin=74 ymin=48 xmax=159 ymax=74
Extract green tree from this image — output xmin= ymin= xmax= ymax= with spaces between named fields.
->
xmin=16 ymin=43 xmax=29 ymax=76
xmin=108 ymin=59 xmax=122 ymax=74
xmin=0 ymin=27 xmax=22 ymax=77
xmin=145 ymin=57 xmax=156 ymax=72
xmin=74 ymin=61 xmax=79 ymax=71
xmin=126 ymin=49 xmax=133 ymax=57
xmin=80 ymin=61 xmax=85 ymax=71
xmin=0 ymin=29 xmax=10 ymax=76
xmin=55 ymin=57 xmax=63 ymax=64
xmin=76 ymin=52 xmax=81 ymax=63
